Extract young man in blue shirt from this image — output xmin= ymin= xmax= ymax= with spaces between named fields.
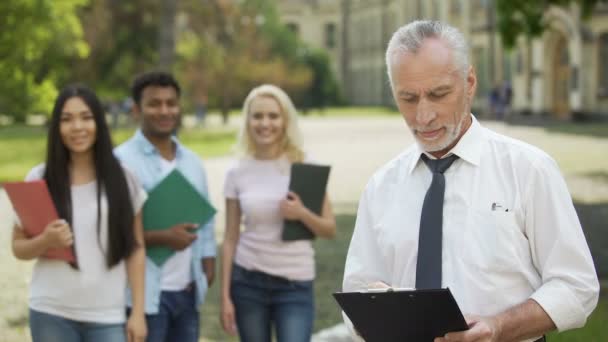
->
xmin=115 ymin=71 xmax=216 ymax=342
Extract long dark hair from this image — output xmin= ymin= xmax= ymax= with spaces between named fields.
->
xmin=44 ymin=84 xmax=137 ymax=268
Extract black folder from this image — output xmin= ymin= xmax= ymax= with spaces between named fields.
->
xmin=282 ymin=163 xmax=331 ymax=241
xmin=333 ymin=288 xmax=468 ymax=342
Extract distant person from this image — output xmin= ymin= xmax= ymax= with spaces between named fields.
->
xmin=11 ymin=84 xmax=147 ymax=341
xmin=115 ymin=71 xmax=216 ymax=342
xmin=342 ymin=20 xmax=599 ymax=342
xmin=195 ymin=94 xmax=208 ymax=127
xmin=220 ymin=84 xmax=337 ymax=342
xmin=501 ymin=80 xmax=513 ymax=118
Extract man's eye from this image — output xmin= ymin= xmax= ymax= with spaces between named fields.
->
xmin=429 ymin=93 xmax=447 ymax=100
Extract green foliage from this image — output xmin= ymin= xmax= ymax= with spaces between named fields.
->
xmin=71 ymin=0 xmax=160 ymax=100
xmin=497 ymin=0 xmax=607 ymax=48
xmin=0 ymin=0 xmax=89 ymax=121
xmin=0 ymin=124 xmax=236 ymax=182
xmin=296 ymin=47 xmax=342 ymax=111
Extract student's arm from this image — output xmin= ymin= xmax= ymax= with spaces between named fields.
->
xmin=280 ymin=192 xmax=337 ymax=238
xmin=197 ymin=217 xmax=217 ymax=286
xmin=143 ymin=223 xmax=198 ymax=250
xmin=11 ymin=219 xmax=73 ymax=260
xmin=220 ymin=198 xmax=241 ymax=335
xmin=126 ymin=211 xmax=147 ymax=341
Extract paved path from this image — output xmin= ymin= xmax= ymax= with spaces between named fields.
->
xmin=1 ymin=116 xmax=607 ymax=341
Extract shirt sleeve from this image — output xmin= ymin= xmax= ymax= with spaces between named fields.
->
xmin=342 ymin=178 xmax=391 ymax=292
xmin=526 ymin=156 xmax=599 ymax=331
xmin=197 ymin=163 xmax=217 ymax=258
xmin=122 ymin=166 xmax=147 ymax=214
xmin=342 ymin=177 xmax=392 ymax=339
xmin=224 ymin=164 xmax=238 ymax=199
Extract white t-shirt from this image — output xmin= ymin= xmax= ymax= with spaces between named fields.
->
xmin=224 ymin=155 xmax=315 ymax=281
xmin=24 ymin=164 xmax=146 ymax=323
xmin=158 ymin=158 xmax=193 ymax=291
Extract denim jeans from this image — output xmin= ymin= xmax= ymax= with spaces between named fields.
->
xmin=145 ymin=287 xmax=199 ymax=342
xmin=231 ymin=264 xmax=314 ymax=342
xmin=29 ymin=309 xmax=126 ymax=342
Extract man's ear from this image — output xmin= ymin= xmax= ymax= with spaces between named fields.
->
xmin=132 ymin=104 xmax=142 ymax=122
xmin=466 ymin=66 xmax=477 ymax=99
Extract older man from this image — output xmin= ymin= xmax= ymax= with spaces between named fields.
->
xmin=342 ymin=20 xmax=599 ymax=342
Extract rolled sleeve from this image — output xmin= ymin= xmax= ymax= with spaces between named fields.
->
xmin=198 ymin=218 xmax=217 ymax=258
xmin=525 ymin=156 xmax=599 ymax=331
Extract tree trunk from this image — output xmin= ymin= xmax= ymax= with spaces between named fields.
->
xmin=159 ymin=0 xmax=177 ymax=70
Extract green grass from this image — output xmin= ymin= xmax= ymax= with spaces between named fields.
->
xmin=548 ymin=295 xmax=608 ymax=341
xmin=200 ymin=213 xmax=607 ymax=341
xmin=0 ymin=125 xmax=236 ymax=182
xmin=303 ymin=106 xmax=399 ymax=117
xmin=545 ymin=122 xmax=608 ymax=138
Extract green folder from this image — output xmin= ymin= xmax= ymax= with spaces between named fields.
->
xmin=143 ymin=169 xmax=216 ymax=266
xmin=282 ymin=163 xmax=331 ymax=241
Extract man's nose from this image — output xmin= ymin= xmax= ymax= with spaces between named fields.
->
xmin=415 ymin=99 xmax=437 ymax=125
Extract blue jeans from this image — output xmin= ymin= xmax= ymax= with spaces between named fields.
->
xmin=29 ymin=309 xmax=126 ymax=342
xmin=231 ymin=264 xmax=314 ymax=342
xmin=145 ymin=287 xmax=199 ymax=342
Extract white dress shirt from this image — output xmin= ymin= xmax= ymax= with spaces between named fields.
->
xmin=343 ymin=116 xmax=599 ymax=340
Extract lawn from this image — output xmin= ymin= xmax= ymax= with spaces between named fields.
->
xmin=0 ymin=124 xmax=236 ymax=182
xmin=199 ymin=214 xmax=608 ymax=341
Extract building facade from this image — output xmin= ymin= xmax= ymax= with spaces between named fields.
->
xmin=277 ymin=0 xmax=608 ymax=118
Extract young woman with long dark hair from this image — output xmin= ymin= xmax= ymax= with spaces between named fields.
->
xmin=11 ymin=84 xmax=147 ymax=342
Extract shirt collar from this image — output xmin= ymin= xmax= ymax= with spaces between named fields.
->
xmin=133 ymin=129 xmax=184 ymax=158
xmin=407 ymin=114 xmax=483 ymax=174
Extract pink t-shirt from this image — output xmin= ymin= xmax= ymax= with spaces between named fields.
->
xmin=224 ymin=155 xmax=315 ymax=281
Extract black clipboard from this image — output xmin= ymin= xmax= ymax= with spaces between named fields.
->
xmin=282 ymin=163 xmax=330 ymax=241
xmin=333 ymin=288 xmax=468 ymax=341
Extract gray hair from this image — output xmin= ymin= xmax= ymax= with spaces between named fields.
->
xmin=385 ymin=20 xmax=469 ymax=86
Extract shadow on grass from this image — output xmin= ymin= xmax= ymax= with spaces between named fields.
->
xmin=6 ymin=315 xmax=28 ymax=328
xmin=575 ymin=201 xmax=608 ymax=279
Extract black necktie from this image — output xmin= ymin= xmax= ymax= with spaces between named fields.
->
xmin=415 ymin=154 xmax=459 ymax=289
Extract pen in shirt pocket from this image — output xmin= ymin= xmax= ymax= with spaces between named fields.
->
xmin=491 ymin=202 xmax=510 ymax=212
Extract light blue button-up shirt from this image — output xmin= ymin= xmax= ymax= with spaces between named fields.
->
xmin=115 ymin=129 xmax=217 ymax=314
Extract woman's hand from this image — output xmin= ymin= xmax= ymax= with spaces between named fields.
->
xmin=41 ymin=219 xmax=73 ymax=249
xmin=221 ymin=297 xmax=238 ymax=335
xmin=126 ymin=312 xmax=147 ymax=342
xmin=280 ymin=191 xmax=307 ymax=220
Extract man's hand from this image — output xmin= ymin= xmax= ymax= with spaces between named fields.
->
xmin=434 ymin=315 xmax=502 ymax=342
xmin=202 ymin=257 xmax=216 ymax=286
xmin=165 ymin=223 xmax=198 ymax=250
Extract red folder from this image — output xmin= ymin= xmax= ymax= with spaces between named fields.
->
xmin=3 ymin=180 xmax=76 ymax=262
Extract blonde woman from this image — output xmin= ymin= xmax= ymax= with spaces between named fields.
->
xmin=220 ymin=85 xmax=336 ymax=342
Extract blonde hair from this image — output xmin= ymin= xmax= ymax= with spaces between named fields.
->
xmin=236 ymin=84 xmax=305 ymax=162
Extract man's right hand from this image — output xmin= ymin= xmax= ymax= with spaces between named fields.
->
xmin=42 ymin=219 xmax=73 ymax=249
xmin=165 ymin=223 xmax=198 ymax=250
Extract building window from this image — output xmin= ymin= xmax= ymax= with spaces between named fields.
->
xmin=599 ymin=33 xmax=608 ymax=97
xmin=325 ymin=22 xmax=337 ymax=49
xmin=286 ymin=22 xmax=299 ymax=35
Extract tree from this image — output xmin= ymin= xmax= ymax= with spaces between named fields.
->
xmin=71 ymin=0 xmax=160 ymax=100
xmin=497 ymin=0 xmax=607 ymax=48
xmin=0 ymin=0 xmax=89 ymax=121
xmin=175 ymin=0 xmax=312 ymax=123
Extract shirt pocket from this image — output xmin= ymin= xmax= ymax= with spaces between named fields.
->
xmin=462 ymin=207 xmax=527 ymax=273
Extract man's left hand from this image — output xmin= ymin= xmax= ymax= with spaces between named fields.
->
xmin=434 ymin=315 xmax=502 ymax=342
xmin=202 ymin=257 xmax=215 ymax=286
